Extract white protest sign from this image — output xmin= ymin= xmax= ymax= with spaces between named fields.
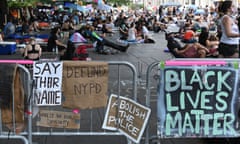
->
xmin=102 ymin=94 xmax=151 ymax=143
xmin=33 ymin=61 xmax=63 ymax=106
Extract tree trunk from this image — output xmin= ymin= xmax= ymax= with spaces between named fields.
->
xmin=0 ymin=0 xmax=8 ymax=29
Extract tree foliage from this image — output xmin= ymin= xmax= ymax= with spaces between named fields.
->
xmin=105 ymin=0 xmax=131 ymax=7
xmin=7 ymin=0 xmax=54 ymax=8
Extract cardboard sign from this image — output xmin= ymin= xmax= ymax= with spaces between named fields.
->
xmin=62 ymin=61 xmax=108 ymax=109
xmin=36 ymin=110 xmax=80 ymax=129
xmin=33 ymin=61 xmax=63 ymax=106
xmin=102 ymin=94 xmax=151 ymax=143
xmin=157 ymin=66 xmax=239 ymax=137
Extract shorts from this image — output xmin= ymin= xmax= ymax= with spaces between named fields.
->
xmin=218 ymin=43 xmax=239 ymax=57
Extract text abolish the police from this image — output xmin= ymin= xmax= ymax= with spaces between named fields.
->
xmin=164 ymin=69 xmax=237 ymax=136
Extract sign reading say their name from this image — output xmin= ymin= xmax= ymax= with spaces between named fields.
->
xmin=33 ymin=61 xmax=63 ymax=106
xmin=157 ymin=66 xmax=239 ymax=137
xmin=102 ymin=94 xmax=151 ymax=143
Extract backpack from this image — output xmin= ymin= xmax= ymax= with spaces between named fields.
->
xmin=72 ymin=44 xmax=90 ymax=60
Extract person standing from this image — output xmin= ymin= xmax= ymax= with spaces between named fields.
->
xmin=218 ymin=0 xmax=240 ymax=58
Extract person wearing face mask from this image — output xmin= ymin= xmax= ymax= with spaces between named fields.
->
xmin=218 ymin=0 xmax=240 ymax=58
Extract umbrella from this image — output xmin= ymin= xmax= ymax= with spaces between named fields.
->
xmin=188 ymin=5 xmax=198 ymax=10
xmin=64 ymin=3 xmax=86 ymax=12
xmin=161 ymin=2 xmax=181 ymax=7
xmin=194 ymin=9 xmax=205 ymax=15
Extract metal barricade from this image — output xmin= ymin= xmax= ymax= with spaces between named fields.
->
xmin=0 ymin=62 xmax=32 ymax=144
xmin=145 ymin=59 xmax=240 ymax=144
xmin=28 ymin=61 xmax=138 ymax=144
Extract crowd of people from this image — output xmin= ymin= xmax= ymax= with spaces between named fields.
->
xmin=163 ymin=0 xmax=239 ymax=58
xmin=0 ymin=0 xmax=239 ymax=59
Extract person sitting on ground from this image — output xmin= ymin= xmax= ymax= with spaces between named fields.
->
xmin=21 ymin=20 xmax=30 ymax=34
xmin=47 ymin=26 xmax=67 ymax=54
xmin=173 ymin=43 xmax=209 ymax=58
xmin=206 ymin=34 xmax=219 ymax=57
xmin=166 ymin=32 xmax=209 ymax=58
xmin=61 ymin=19 xmax=75 ymax=31
xmin=102 ymin=20 xmax=114 ymax=37
xmin=24 ymin=37 xmax=42 ymax=60
xmin=127 ymin=22 xmax=141 ymax=42
xmin=182 ymin=29 xmax=197 ymax=43
xmin=3 ymin=18 xmax=15 ymax=39
xmin=119 ymin=17 xmax=129 ymax=40
xmin=198 ymin=27 xmax=209 ymax=47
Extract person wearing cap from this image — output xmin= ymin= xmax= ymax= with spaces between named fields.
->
xmin=24 ymin=37 xmax=42 ymax=60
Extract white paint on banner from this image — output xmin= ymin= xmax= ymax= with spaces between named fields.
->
xmin=33 ymin=61 xmax=63 ymax=106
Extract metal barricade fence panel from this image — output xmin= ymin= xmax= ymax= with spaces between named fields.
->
xmin=0 ymin=63 xmax=32 ymax=144
xmin=145 ymin=59 xmax=240 ymax=144
xmin=29 ymin=61 xmax=138 ymax=144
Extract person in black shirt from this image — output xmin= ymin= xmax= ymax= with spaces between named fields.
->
xmin=47 ymin=27 xmax=67 ymax=53
xmin=24 ymin=37 xmax=42 ymax=60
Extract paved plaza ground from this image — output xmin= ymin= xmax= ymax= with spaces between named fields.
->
xmin=0 ymin=31 xmax=240 ymax=144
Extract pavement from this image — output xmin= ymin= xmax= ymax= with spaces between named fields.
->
xmin=0 ymin=31 xmax=240 ymax=144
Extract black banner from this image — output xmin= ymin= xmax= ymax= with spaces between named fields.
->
xmin=157 ymin=66 xmax=239 ymax=137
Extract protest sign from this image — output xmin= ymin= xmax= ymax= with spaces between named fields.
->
xmin=36 ymin=110 xmax=80 ymax=129
xmin=102 ymin=94 xmax=151 ymax=143
xmin=33 ymin=61 xmax=63 ymax=106
xmin=62 ymin=61 xmax=108 ymax=109
xmin=157 ymin=66 xmax=239 ymax=137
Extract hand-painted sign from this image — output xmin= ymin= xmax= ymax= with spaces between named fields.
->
xmin=102 ymin=94 xmax=151 ymax=143
xmin=62 ymin=61 xmax=108 ymax=109
xmin=33 ymin=61 xmax=63 ymax=106
xmin=157 ymin=66 xmax=239 ymax=137
xmin=36 ymin=110 xmax=80 ymax=129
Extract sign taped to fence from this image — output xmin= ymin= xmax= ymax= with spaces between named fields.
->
xmin=33 ymin=61 xmax=63 ymax=106
xmin=102 ymin=94 xmax=151 ymax=143
xmin=36 ymin=110 xmax=80 ymax=129
xmin=62 ymin=61 xmax=108 ymax=109
xmin=157 ymin=66 xmax=239 ymax=137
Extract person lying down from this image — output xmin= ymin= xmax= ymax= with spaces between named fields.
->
xmin=173 ymin=43 xmax=209 ymax=58
xmin=166 ymin=32 xmax=209 ymax=58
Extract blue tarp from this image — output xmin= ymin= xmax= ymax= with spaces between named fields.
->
xmin=64 ymin=2 xmax=86 ymax=12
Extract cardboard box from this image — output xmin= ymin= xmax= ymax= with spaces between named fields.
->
xmin=0 ymin=42 xmax=16 ymax=55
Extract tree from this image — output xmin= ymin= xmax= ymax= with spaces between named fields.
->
xmin=0 ymin=0 xmax=8 ymax=29
xmin=104 ymin=0 xmax=130 ymax=6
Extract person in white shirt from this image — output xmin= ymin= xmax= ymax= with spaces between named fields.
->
xmin=127 ymin=22 xmax=137 ymax=42
xmin=141 ymin=21 xmax=150 ymax=40
xmin=218 ymin=0 xmax=240 ymax=58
